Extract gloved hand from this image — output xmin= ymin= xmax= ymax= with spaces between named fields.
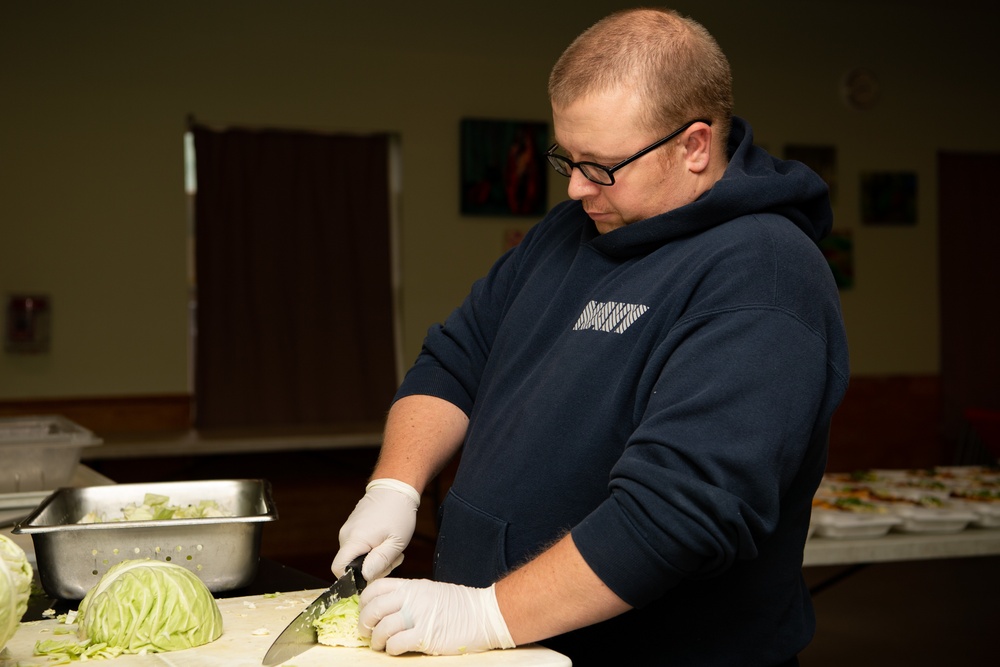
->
xmin=359 ymin=578 xmax=516 ymax=656
xmin=331 ymin=479 xmax=421 ymax=582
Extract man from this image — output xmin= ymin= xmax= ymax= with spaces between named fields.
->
xmin=332 ymin=8 xmax=848 ymax=666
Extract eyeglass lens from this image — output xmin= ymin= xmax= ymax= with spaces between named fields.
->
xmin=545 ymin=154 xmax=613 ymax=185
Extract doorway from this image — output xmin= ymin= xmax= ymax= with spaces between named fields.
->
xmin=937 ymin=151 xmax=1000 ymax=457
xmin=187 ymin=124 xmax=402 ymax=431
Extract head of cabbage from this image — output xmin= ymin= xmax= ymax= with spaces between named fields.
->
xmin=1 ymin=534 xmax=33 ymax=651
xmin=77 ymin=559 xmax=223 ymax=653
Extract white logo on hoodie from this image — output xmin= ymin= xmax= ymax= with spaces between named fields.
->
xmin=573 ymin=301 xmax=649 ymax=334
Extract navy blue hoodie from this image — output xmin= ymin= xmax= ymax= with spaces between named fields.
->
xmin=395 ymin=117 xmax=849 ymax=666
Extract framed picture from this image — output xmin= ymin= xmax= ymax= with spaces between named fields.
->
xmin=860 ymin=171 xmax=918 ymax=225
xmin=819 ymin=230 xmax=854 ymax=289
xmin=460 ymin=118 xmax=548 ymax=217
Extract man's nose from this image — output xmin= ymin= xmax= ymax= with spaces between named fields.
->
xmin=566 ymin=169 xmax=600 ymax=200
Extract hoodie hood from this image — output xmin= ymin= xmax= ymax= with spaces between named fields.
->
xmin=590 ymin=117 xmax=832 ymax=258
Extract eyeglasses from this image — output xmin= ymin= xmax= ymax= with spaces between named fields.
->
xmin=545 ymin=119 xmax=711 ymax=186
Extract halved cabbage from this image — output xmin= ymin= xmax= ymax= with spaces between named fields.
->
xmin=0 ymin=534 xmax=33 ymax=650
xmin=76 ymin=559 xmax=223 ymax=653
xmin=314 ymin=594 xmax=369 ymax=648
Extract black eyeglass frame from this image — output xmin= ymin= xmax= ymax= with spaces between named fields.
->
xmin=545 ymin=118 xmax=712 ymax=186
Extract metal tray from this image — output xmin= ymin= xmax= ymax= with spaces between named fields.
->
xmin=13 ymin=479 xmax=278 ymax=599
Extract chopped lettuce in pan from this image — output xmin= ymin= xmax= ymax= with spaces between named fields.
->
xmin=78 ymin=493 xmax=232 ymax=523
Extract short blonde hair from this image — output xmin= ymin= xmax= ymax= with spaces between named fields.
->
xmin=548 ymin=8 xmax=733 ymax=147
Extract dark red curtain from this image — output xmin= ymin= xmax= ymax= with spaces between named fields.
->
xmin=192 ymin=125 xmax=396 ymax=430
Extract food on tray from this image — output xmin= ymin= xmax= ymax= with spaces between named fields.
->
xmin=1 ymin=534 xmax=33 ymax=651
xmin=847 ymin=469 xmax=878 ymax=483
xmin=74 ymin=559 xmax=223 ymax=654
xmin=950 ymin=487 xmax=1000 ymax=502
xmin=76 ymin=492 xmax=233 ymax=523
xmin=864 ymin=487 xmax=946 ymax=507
xmin=812 ymin=495 xmax=886 ymax=513
xmin=891 ymin=478 xmax=949 ymax=492
xmin=925 ymin=466 xmax=1000 ymax=483
xmin=314 ymin=594 xmax=370 ymax=648
xmin=812 ymin=467 xmax=1000 ymax=539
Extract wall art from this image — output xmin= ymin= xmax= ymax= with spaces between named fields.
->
xmin=460 ymin=118 xmax=548 ymax=217
xmin=860 ymin=171 xmax=917 ymax=225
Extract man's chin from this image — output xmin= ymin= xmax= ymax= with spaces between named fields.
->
xmin=588 ymin=211 xmax=626 ymax=233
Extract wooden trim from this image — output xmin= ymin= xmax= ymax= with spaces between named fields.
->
xmin=0 ymin=394 xmax=192 ymax=434
xmin=0 ymin=376 xmax=950 ymax=470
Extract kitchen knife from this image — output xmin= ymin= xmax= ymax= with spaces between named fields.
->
xmin=261 ymin=555 xmax=367 ymax=666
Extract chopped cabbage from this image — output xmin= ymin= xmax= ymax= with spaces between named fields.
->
xmin=75 ymin=559 xmax=223 ymax=654
xmin=1 ymin=534 xmax=33 ymax=650
xmin=314 ymin=594 xmax=369 ymax=648
xmin=34 ymin=637 xmax=126 ymax=661
xmin=77 ymin=493 xmax=232 ymax=524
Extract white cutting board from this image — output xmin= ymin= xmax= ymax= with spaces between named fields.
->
xmin=2 ymin=589 xmax=571 ymax=666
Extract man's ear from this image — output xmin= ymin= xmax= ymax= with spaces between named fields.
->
xmin=683 ymin=122 xmax=713 ymax=173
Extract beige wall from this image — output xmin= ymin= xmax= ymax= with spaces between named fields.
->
xmin=2 ymin=1 xmax=998 ymax=400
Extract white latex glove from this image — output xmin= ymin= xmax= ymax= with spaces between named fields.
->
xmin=331 ymin=478 xmax=421 ymax=582
xmin=359 ymin=578 xmax=515 ymax=656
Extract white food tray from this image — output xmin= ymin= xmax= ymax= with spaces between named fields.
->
xmin=888 ymin=505 xmax=977 ymax=534
xmin=810 ymin=509 xmax=902 ymax=539
xmin=950 ymin=500 xmax=1000 ymax=528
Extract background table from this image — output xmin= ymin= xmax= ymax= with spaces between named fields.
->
xmin=803 ymin=527 xmax=1000 ymax=595
xmin=803 ymin=527 xmax=1000 ymax=566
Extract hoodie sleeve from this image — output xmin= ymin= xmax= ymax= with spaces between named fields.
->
xmin=570 ymin=208 xmax=848 ymax=608
xmin=571 ymin=302 xmax=839 ymax=607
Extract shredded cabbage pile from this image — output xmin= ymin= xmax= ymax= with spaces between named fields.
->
xmin=77 ymin=492 xmax=232 ymax=523
xmin=1 ymin=534 xmax=33 ymax=651
xmin=314 ymin=594 xmax=369 ymax=648
xmin=34 ymin=636 xmax=127 ymax=662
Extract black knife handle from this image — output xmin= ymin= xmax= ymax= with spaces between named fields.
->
xmin=347 ymin=554 xmax=367 ymax=593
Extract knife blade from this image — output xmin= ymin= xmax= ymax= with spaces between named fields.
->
xmin=262 ymin=555 xmax=367 ymax=666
